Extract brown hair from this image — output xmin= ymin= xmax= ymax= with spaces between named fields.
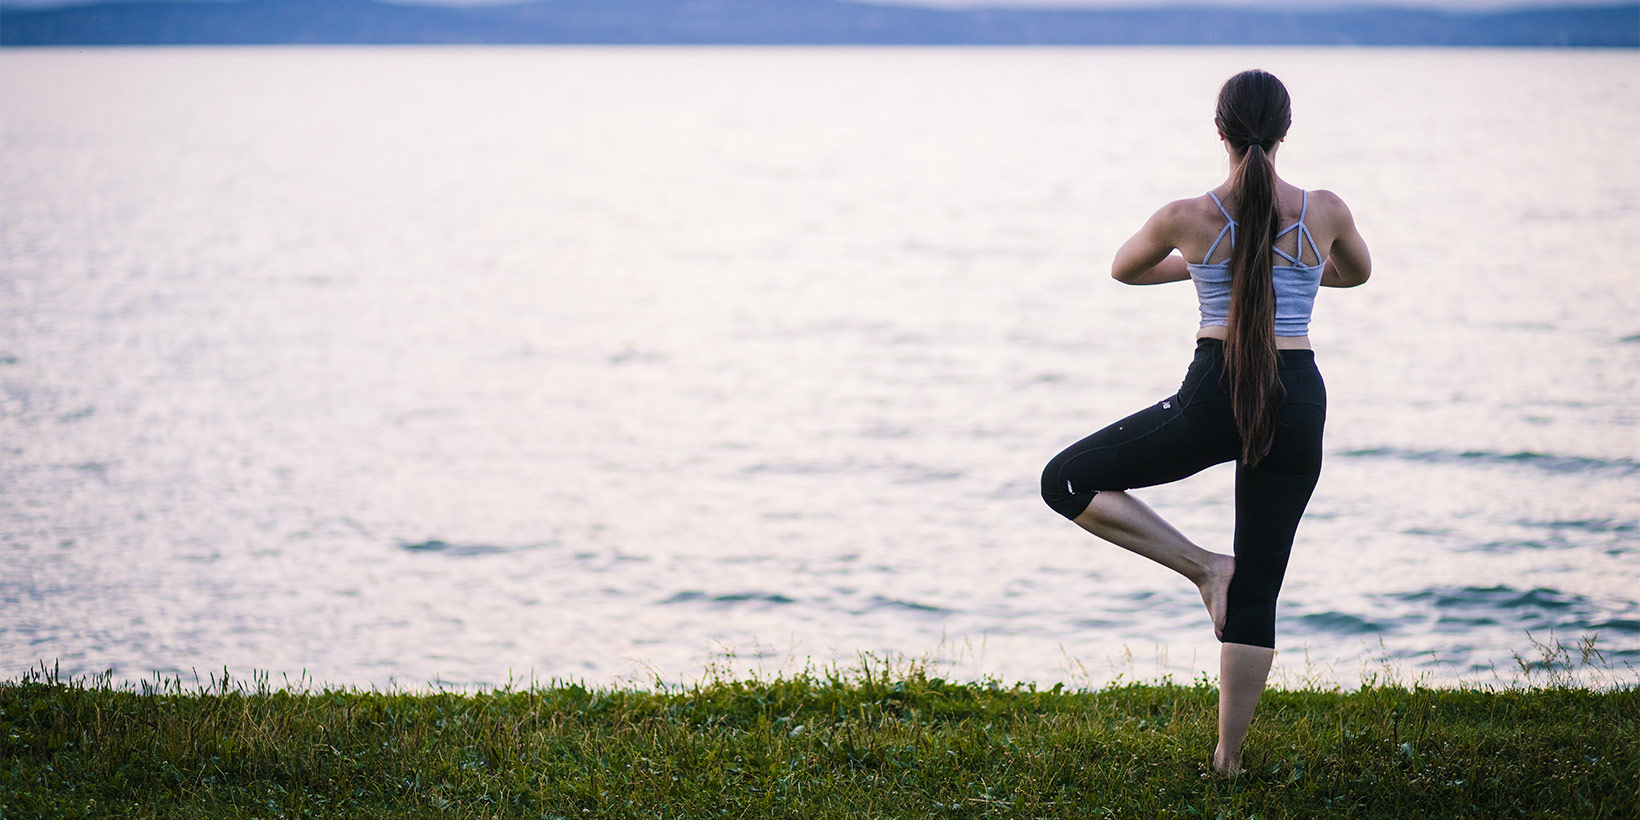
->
xmin=1215 ymin=69 xmax=1292 ymax=467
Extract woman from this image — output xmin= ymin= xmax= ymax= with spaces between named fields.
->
xmin=1039 ymin=69 xmax=1371 ymax=776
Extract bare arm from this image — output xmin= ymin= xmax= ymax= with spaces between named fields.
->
xmin=1318 ymin=193 xmax=1371 ymax=288
xmin=1111 ymin=202 xmax=1191 ymax=285
xmin=1117 ymin=253 xmax=1191 ymax=286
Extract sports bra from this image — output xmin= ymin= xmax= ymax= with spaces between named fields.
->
xmin=1185 ymin=190 xmax=1324 ymax=337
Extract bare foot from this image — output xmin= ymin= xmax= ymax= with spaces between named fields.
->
xmin=1196 ymin=553 xmax=1235 ymax=640
xmin=1211 ymin=745 xmax=1243 ymax=777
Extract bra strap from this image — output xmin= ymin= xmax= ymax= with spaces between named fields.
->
xmin=1206 ymin=191 xmax=1235 ymax=223
xmin=1296 ymin=190 xmax=1324 ymax=266
xmin=1201 ymin=224 xmax=1233 ymax=265
xmin=1200 ymin=191 xmax=1236 ymax=264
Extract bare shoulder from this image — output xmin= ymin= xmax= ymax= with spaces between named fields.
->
xmin=1165 ymin=193 xmax=1224 ymax=220
xmin=1304 ymin=188 xmax=1358 ymax=228
xmin=1305 ymin=187 xmax=1371 ymax=284
xmin=1151 ymin=194 xmax=1223 ymax=236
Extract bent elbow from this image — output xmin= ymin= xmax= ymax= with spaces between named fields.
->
xmin=1324 ymin=259 xmax=1371 ymax=288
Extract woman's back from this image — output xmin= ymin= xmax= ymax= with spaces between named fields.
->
xmin=1172 ymin=183 xmax=1350 ymax=270
xmin=1186 ymin=185 xmax=1325 ymax=337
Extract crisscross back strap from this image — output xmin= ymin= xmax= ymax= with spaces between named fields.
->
xmin=1269 ymin=191 xmax=1323 ymax=267
xmin=1200 ymin=191 xmax=1236 ymax=264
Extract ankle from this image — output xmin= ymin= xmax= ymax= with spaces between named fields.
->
xmin=1192 ymin=552 xmax=1231 ymax=586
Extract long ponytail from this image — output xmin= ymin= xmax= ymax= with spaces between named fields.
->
xmin=1215 ymin=70 xmax=1291 ymax=467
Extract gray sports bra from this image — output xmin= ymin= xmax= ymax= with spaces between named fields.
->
xmin=1184 ymin=190 xmax=1324 ymax=337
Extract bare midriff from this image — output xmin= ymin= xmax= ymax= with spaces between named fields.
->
xmin=1196 ymin=325 xmax=1313 ymax=350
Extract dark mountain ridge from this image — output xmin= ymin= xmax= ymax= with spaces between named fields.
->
xmin=2 ymin=0 xmax=1636 ymax=47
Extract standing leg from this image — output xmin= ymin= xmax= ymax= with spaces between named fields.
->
xmin=1212 ymin=397 xmax=1325 ymax=774
xmin=1214 ymin=642 xmax=1274 ymax=775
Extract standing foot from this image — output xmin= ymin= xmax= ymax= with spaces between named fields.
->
xmin=1211 ymin=744 xmax=1243 ymax=777
xmin=1196 ymin=553 xmax=1235 ymax=640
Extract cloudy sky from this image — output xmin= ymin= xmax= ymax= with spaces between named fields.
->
xmin=0 ymin=0 xmax=1624 ymax=9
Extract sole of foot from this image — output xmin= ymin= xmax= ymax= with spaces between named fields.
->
xmin=1198 ymin=553 xmax=1235 ymax=640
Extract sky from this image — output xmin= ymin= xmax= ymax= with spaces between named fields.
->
xmin=0 ymin=0 xmax=1625 ymax=10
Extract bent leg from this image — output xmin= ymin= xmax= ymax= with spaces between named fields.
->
xmin=1041 ymin=396 xmax=1241 ymax=633
xmin=1040 ymin=397 xmax=1237 ymax=520
xmin=1075 ymin=491 xmax=1238 ymax=638
xmin=1073 ymin=491 xmax=1217 ymax=583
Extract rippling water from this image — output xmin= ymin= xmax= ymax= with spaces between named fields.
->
xmin=2 ymin=47 xmax=1637 ymax=689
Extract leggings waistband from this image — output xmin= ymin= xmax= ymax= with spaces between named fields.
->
xmin=1194 ymin=337 xmax=1316 ymax=368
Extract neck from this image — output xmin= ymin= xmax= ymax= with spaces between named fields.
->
xmin=1224 ymin=155 xmax=1281 ymax=190
xmin=1229 ymin=152 xmax=1277 ymax=171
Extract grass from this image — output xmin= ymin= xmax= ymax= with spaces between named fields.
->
xmin=2 ymin=645 xmax=1636 ymax=820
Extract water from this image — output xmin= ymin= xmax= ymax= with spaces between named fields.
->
xmin=2 ymin=46 xmax=1637 ymax=690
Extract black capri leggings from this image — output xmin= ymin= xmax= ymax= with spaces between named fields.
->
xmin=1040 ymin=338 xmax=1326 ymax=648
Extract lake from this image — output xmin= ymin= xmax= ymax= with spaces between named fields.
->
xmin=2 ymin=46 xmax=1636 ymax=689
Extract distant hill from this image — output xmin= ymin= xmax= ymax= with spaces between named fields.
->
xmin=2 ymin=0 xmax=1636 ymax=47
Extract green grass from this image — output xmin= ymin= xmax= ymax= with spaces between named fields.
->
xmin=2 ymin=653 xmax=1636 ymax=820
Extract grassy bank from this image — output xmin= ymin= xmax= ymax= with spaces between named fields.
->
xmin=2 ymin=662 xmax=1635 ymax=820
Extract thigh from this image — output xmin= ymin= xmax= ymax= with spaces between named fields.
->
xmin=1233 ymin=381 xmax=1326 ymax=558
xmin=1221 ymin=382 xmax=1327 ymax=645
xmin=1260 ymin=367 xmax=1327 ymax=477
xmin=1046 ymin=392 xmax=1240 ymax=495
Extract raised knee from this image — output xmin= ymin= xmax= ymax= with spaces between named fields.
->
xmin=1040 ymin=457 xmax=1091 ymax=520
xmin=1040 ymin=456 xmax=1060 ymax=491
xmin=1040 ymin=460 xmax=1068 ymax=507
